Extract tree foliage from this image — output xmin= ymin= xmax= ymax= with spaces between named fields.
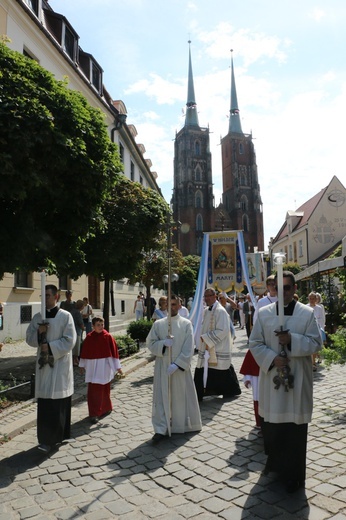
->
xmin=0 ymin=42 xmax=122 ymax=277
xmin=176 ymin=255 xmax=200 ymax=299
xmin=78 ymin=176 xmax=169 ymax=280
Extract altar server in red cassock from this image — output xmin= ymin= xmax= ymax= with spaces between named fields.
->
xmin=79 ymin=317 xmax=123 ymax=424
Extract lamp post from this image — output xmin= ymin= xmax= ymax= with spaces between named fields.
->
xmin=162 ymin=273 xmax=179 ymax=296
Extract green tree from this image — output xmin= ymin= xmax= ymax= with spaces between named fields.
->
xmin=175 ymin=255 xmax=200 ymax=300
xmin=129 ymin=238 xmax=185 ymax=319
xmin=0 ymin=42 xmax=121 ymax=277
xmin=77 ymin=177 xmax=169 ymax=328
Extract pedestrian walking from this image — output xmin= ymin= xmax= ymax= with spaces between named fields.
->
xmin=194 ymin=288 xmax=241 ymax=402
xmin=26 ymin=284 xmax=76 ymax=454
xmin=79 ymin=317 xmax=123 ymax=424
xmin=250 ymin=271 xmax=323 ymax=493
xmin=146 ymin=294 xmax=202 ymax=444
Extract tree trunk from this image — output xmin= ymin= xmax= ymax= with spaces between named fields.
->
xmin=103 ymin=276 xmax=110 ymax=332
xmin=146 ymin=284 xmax=151 ymax=319
xmin=110 ymin=280 xmax=116 ymax=316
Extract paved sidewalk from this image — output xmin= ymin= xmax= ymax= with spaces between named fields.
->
xmin=0 ymin=328 xmax=346 ymax=519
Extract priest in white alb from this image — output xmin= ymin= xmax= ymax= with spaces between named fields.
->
xmin=147 ymin=294 xmax=202 ymax=444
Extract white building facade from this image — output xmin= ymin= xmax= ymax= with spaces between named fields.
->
xmin=0 ymin=0 xmax=163 ymax=340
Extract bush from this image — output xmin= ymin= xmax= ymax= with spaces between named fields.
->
xmin=114 ymin=335 xmax=138 ymax=359
xmin=127 ymin=319 xmax=153 ymax=343
xmin=322 ymin=327 xmax=346 ymax=366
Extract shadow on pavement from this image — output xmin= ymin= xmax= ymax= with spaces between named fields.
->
xmin=107 ymin=431 xmax=201 ymax=477
xmin=225 ymin=434 xmax=310 ymax=518
xmin=0 ymin=445 xmax=59 ymax=482
xmin=240 ymin=473 xmax=310 ymax=519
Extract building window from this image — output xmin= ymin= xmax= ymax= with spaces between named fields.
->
xmin=195 ymin=190 xmax=203 ymax=208
xmin=15 ymin=271 xmax=31 ymax=288
xmin=23 ymin=47 xmax=39 ymax=62
xmin=239 ymin=142 xmax=244 ymax=154
xmin=242 ymin=214 xmax=249 ymax=232
xmin=240 ymin=195 xmax=248 ymax=211
xmin=130 ymin=161 xmax=135 ymax=181
xmin=196 ymin=214 xmax=203 ymax=231
xmin=197 ymin=237 xmax=203 ymax=255
xmin=59 ymin=275 xmax=68 ymax=291
xmin=195 ymin=140 xmax=200 ymax=155
xmin=289 ymin=244 xmax=293 ymax=261
xmin=119 ymin=142 xmax=124 ymax=163
xmin=20 ymin=305 xmax=32 ymax=324
xmin=299 ymin=239 xmax=303 ymax=257
xmin=139 ymin=175 xmax=143 ymax=185
xmin=63 ymin=25 xmax=76 ymax=61
xmin=24 ymin=0 xmax=39 ymax=16
xmin=195 ymin=167 xmax=201 ymax=182
xmin=239 ymin=166 xmax=247 ymax=186
xmin=91 ymin=62 xmax=102 ymax=92
xmin=121 ymin=300 xmax=125 ymax=314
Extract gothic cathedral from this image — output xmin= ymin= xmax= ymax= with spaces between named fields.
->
xmin=172 ymin=44 xmax=264 ymax=256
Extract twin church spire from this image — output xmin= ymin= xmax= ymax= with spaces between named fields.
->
xmin=184 ymin=41 xmax=199 ymax=127
xmin=184 ymin=43 xmax=243 ymax=135
xmin=174 ymin=42 xmax=263 ymax=255
xmin=228 ymin=50 xmax=243 ymax=134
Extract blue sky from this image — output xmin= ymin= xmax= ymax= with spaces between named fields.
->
xmin=50 ymin=0 xmax=346 ymax=248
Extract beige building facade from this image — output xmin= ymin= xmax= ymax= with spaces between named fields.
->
xmin=270 ymin=175 xmax=346 ymax=268
xmin=0 ymin=0 xmax=163 ymax=340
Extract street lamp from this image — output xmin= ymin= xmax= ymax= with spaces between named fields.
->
xmin=162 ymin=273 xmax=179 ymax=295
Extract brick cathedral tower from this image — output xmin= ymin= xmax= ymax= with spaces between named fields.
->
xmin=172 ymin=42 xmax=214 ymax=255
xmin=221 ymin=53 xmax=264 ymax=252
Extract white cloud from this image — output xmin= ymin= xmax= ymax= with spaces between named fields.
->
xmin=125 ymin=74 xmax=185 ymax=105
xmin=194 ymin=22 xmax=290 ymax=66
xmin=309 ymin=8 xmax=326 ymax=22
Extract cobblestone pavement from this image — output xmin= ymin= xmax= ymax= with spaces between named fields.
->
xmin=0 ymin=328 xmax=346 ymax=519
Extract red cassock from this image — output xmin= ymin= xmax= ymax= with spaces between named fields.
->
xmin=80 ymin=330 xmax=119 ymax=418
xmin=239 ymin=349 xmax=260 ymax=377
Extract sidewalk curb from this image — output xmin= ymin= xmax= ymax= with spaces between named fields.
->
xmin=0 ymin=349 xmax=154 ymax=443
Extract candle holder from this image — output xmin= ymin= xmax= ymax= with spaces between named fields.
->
xmin=273 ymin=349 xmax=294 ymax=392
xmin=273 ymin=252 xmax=286 ymax=332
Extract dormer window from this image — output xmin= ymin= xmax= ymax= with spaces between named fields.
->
xmin=24 ymin=0 xmax=39 ymax=16
xmin=44 ymin=9 xmax=79 ymax=62
xmin=79 ymin=49 xmax=103 ymax=94
xmin=63 ymin=25 xmax=77 ymax=61
xmin=92 ymin=62 xmax=101 ymax=91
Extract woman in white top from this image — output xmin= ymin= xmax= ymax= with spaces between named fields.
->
xmin=307 ymin=292 xmax=325 ymax=369
xmin=133 ymin=295 xmax=145 ymax=320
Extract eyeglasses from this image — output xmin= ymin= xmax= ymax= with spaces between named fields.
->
xmin=274 ymin=285 xmax=293 ymax=291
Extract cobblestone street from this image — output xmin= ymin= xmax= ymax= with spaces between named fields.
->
xmin=0 ymin=328 xmax=346 ymax=519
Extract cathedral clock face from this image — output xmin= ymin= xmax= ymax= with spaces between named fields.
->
xmin=327 ymin=189 xmax=345 ymax=208
xmin=180 ymin=223 xmax=190 ymax=234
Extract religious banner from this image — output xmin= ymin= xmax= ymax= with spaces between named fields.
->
xmin=245 ymin=252 xmax=266 ymax=295
xmin=189 ymin=230 xmax=258 ymax=348
xmin=207 ymin=231 xmax=241 ymax=293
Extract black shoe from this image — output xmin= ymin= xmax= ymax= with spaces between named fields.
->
xmin=286 ymin=479 xmax=304 ymax=493
xmin=151 ymin=433 xmax=167 ymax=445
xmin=90 ymin=416 xmax=99 ymax=424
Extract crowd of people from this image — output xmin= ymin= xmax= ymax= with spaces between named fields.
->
xmin=27 ymin=276 xmax=324 ymax=494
